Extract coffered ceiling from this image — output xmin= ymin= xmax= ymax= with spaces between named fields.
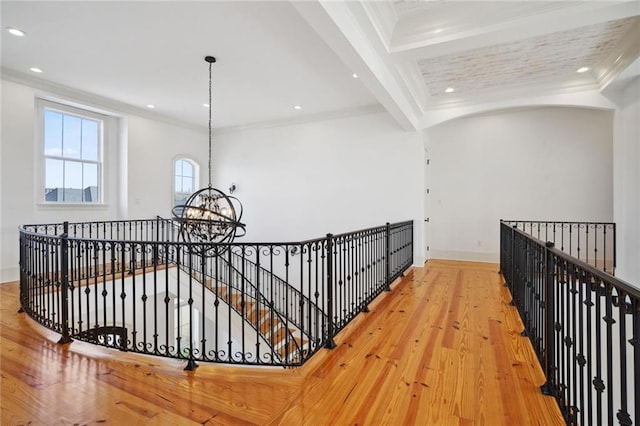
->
xmin=345 ymin=0 xmax=640 ymax=125
xmin=2 ymin=1 xmax=639 ymax=131
xmin=417 ymin=17 xmax=637 ymax=100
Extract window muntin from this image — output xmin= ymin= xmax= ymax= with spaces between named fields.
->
xmin=42 ymin=106 xmax=103 ymax=203
xmin=174 ymin=158 xmax=197 ymax=206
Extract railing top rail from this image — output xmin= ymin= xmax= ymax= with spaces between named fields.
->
xmin=21 ymin=218 xmax=169 ymax=229
xmin=503 ymin=222 xmax=638 ymax=298
xmin=331 ymin=220 xmax=412 ymax=240
xmin=501 ymin=219 xmax=615 ymax=226
xmin=20 ymin=219 xmax=413 ymax=247
xmin=548 ymin=243 xmax=640 ymax=298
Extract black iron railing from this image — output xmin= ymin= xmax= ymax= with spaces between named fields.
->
xmin=503 ymin=220 xmax=616 ymax=274
xmin=500 ymin=221 xmax=638 ymax=426
xmin=19 ymin=219 xmax=413 ymax=369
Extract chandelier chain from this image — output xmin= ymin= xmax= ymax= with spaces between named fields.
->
xmin=208 ymin=59 xmax=213 ymax=188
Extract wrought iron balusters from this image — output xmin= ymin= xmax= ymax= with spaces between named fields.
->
xmin=500 ymin=220 xmax=638 ymax=426
xmin=19 ymin=219 xmax=413 ymax=368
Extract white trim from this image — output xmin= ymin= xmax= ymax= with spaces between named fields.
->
xmin=172 ymin=156 xmax=200 ymax=210
xmin=215 ymin=104 xmax=386 ymax=135
xmin=429 ymin=249 xmax=499 ymax=264
xmin=36 ymin=98 xmax=106 ymax=205
xmin=35 ymin=203 xmax=110 ymax=211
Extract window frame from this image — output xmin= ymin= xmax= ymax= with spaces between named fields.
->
xmin=173 ymin=157 xmax=199 ymax=208
xmin=37 ymin=99 xmax=107 ymax=206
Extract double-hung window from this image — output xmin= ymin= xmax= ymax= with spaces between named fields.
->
xmin=41 ymin=102 xmax=104 ymax=203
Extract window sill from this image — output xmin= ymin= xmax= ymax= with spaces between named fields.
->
xmin=36 ymin=203 xmax=110 ymax=210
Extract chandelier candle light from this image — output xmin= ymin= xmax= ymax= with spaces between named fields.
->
xmin=172 ymin=56 xmax=246 ymax=244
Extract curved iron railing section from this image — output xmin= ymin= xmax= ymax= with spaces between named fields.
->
xmin=19 ymin=219 xmax=413 ymax=368
xmin=500 ymin=220 xmax=638 ymax=426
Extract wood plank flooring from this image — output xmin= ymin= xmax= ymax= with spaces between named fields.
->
xmin=1 ymin=260 xmax=564 ymax=425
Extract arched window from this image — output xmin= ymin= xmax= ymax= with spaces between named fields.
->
xmin=174 ymin=158 xmax=198 ymax=207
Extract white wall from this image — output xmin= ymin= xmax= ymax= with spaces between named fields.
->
xmin=213 ymin=111 xmax=425 ymax=264
xmin=125 ymin=115 xmax=207 ymax=219
xmin=614 ymin=76 xmax=640 ymax=285
xmin=0 ymin=78 xmax=207 ymax=282
xmin=427 ymin=106 xmax=614 ymax=262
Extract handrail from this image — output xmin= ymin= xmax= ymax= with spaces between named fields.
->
xmin=18 ymin=218 xmax=414 ymax=369
xmin=174 ymin=255 xmax=306 ymax=364
xmin=502 ymin=219 xmax=616 ymax=274
xmin=228 ymin=249 xmax=327 ymax=338
xmin=500 ymin=221 xmax=638 ymax=425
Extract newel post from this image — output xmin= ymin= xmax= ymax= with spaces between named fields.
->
xmin=153 ymin=217 xmax=160 ymax=265
xmin=57 ymin=221 xmax=72 ymax=345
xmin=540 ymin=241 xmax=556 ymax=396
xmin=385 ymin=222 xmax=391 ymax=291
xmin=509 ymin=225 xmax=517 ymax=302
xmin=325 ymin=233 xmax=336 ymax=349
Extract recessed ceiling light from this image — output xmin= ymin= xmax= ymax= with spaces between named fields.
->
xmin=146 ymin=104 xmax=155 ymax=109
xmin=294 ymin=105 xmax=302 ymax=110
xmin=352 ymin=73 xmax=358 ymax=79
xmin=432 ymin=29 xmax=444 ymax=34
xmin=576 ymin=66 xmax=590 ymax=73
xmin=30 ymin=67 xmax=43 ymax=73
xmin=203 ymin=103 xmax=210 ymax=108
xmin=445 ymin=87 xmax=454 ymax=93
xmin=7 ymin=27 xmax=26 ymax=37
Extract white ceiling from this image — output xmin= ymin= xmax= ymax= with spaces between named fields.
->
xmin=2 ymin=1 xmax=640 ymax=131
xmin=1 ymin=1 xmax=378 ymax=129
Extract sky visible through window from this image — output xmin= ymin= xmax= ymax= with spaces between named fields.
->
xmin=44 ymin=109 xmax=101 ymax=202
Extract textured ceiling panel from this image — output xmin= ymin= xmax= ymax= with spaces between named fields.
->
xmin=418 ymin=17 xmax=638 ymax=98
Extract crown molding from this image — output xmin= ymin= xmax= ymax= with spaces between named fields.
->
xmin=2 ymin=67 xmax=390 ymax=136
xmin=1 ymin=67 xmax=206 ymax=133
xmin=216 ymin=103 xmax=386 ymax=135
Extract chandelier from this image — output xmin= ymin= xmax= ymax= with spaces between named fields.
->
xmin=172 ymin=56 xmax=246 ymax=244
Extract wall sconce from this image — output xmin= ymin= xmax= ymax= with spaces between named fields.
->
xmin=229 ymin=183 xmax=237 ymax=194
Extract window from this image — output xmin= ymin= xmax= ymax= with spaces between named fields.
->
xmin=41 ymin=103 xmax=103 ymax=203
xmin=174 ymin=158 xmax=198 ymax=206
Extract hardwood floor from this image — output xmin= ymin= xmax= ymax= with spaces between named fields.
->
xmin=1 ymin=260 xmax=564 ymax=425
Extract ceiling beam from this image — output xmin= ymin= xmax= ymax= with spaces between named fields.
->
xmin=292 ymin=0 xmax=420 ymax=131
xmin=392 ymin=1 xmax=640 ymax=61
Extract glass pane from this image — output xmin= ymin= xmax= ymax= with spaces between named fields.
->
xmin=64 ymin=161 xmax=82 ymax=189
xmin=63 ymin=115 xmax=82 ymax=159
xmin=45 ymin=159 xmax=63 ymax=201
xmin=176 ymin=159 xmax=184 ymax=176
xmin=183 ymin=161 xmax=193 ymax=178
xmin=44 ymin=110 xmax=63 ymax=157
xmin=83 ymin=163 xmax=98 ymax=202
xmin=182 ymin=176 xmax=193 ymax=193
xmin=81 ymin=119 xmax=99 ymax=161
xmin=175 ymin=175 xmax=182 ymax=192
xmin=175 ymin=193 xmax=186 ymax=206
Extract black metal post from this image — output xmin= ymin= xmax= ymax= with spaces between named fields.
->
xmin=57 ymin=221 xmax=72 ymax=345
xmin=509 ymin=225 xmax=516 ymax=300
xmin=17 ymin=232 xmax=25 ymax=313
xmin=325 ymin=233 xmax=336 ymax=349
xmin=385 ymin=222 xmax=391 ymax=291
xmin=153 ymin=217 xmax=160 ymax=265
xmin=612 ymin=223 xmax=617 ymax=273
xmin=541 ymin=241 xmax=555 ymax=396
xmin=498 ymin=220 xmax=503 ymax=275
